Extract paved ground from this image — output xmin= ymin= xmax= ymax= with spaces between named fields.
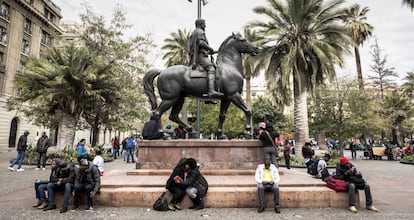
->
xmin=0 ymin=149 xmax=413 ymax=220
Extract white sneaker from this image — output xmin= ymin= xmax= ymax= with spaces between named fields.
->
xmin=35 ymin=168 xmax=40 ymax=171
xmin=42 ymin=168 xmax=46 ymax=171
xmin=17 ymin=168 xmax=25 ymax=172
xmin=8 ymin=167 xmax=15 ymax=172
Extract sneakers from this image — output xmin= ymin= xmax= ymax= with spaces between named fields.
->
xmin=70 ymin=206 xmax=79 ymax=212
xmin=35 ymin=168 xmax=40 ymax=171
xmin=42 ymin=167 xmax=46 ymax=171
xmin=8 ymin=167 xmax=15 ymax=172
xmin=257 ymin=206 xmax=265 ymax=213
xmin=349 ymin=206 xmax=358 ymax=213
xmin=43 ymin=204 xmax=56 ymax=211
xmin=367 ymin=205 xmax=378 ymax=212
xmin=167 ymin=203 xmax=176 ymax=211
xmin=17 ymin=168 xmax=25 ymax=172
xmin=85 ymin=206 xmax=94 ymax=212
xmin=193 ymin=203 xmax=204 ymax=210
xmin=59 ymin=207 xmax=68 ymax=213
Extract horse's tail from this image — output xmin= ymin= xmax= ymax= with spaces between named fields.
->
xmin=143 ymin=68 xmax=161 ymax=110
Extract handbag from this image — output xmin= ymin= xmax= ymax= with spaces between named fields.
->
xmin=152 ymin=191 xmax=169 ymax=211
xmin=326 ymin=176 xmax=348 ymax=192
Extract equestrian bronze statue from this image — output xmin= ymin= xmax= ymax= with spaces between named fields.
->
xmin=143 ymin=33 xmax=258 ymax=139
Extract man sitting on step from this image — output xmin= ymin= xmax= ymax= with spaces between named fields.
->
xmin=255 ymin=159 xmax=281 ymax=214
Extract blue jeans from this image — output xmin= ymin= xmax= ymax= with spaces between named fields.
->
xmin=113 ymin=148 xmax=119 ymax=159
xmin=9 ymin=151 xmax=26 ymax=169
xmin=74 ymin=183 xmax=95 ymax=207
xmin=47 ymin=182 xmax=73 ymax=207
xmin=257 ymin=183 xmax=280 ymax=207
xmin=348 ymin=183 xmax=373 ymax=206
xmin=38 ymin=183 xmax=49 ymax=201
xmin=127 ymin=147 xmax=135 ymax=162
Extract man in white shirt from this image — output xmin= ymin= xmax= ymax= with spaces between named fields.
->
xmin=255 ymin=160 xmax=281 ymax=213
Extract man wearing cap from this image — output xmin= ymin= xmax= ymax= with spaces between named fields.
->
xmin=335 ymin=156 xmax=378 ymax=213
xmin=188 ymin=19 xmax=223 ymax=98
xmin=8 ymin=130 xmax=30 ymax=172
xmin=72 ymin=159 xmax=100 ymax=211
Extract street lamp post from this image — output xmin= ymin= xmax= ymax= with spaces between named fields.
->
xmin=189 ymin=0 xmax=208 ymax=139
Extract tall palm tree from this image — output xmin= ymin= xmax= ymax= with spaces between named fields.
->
xmin=11 ymin=44 xmax=101 ymax=148
xmin=161 ymin=29 xmax=191 ymax=66
xmin=403 ymin=0 xmax=414 ymax=11
xmin=250 ymin=0 xmax=351 ymax=156
xmin=401 ymin=71 xmax=414 ymax=100
xmin=242 ymin=28 xmax=263 ymax=109
xmin=161 ymin=29 xmax=191 ymax=124
xmin=343 ymin=4 xmax=373 ymax=90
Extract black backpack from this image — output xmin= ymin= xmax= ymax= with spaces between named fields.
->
xmin=307 ymin=158 xmax=319 ymax=176
xmin=153 ymin=191 xmax=169 ymax=211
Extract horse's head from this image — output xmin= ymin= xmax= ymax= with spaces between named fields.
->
xmin=230 ymin=32 xmax=259 ymax=56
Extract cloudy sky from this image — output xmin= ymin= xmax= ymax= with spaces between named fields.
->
xmin=54 ymin=0 xmax=414 ymax=84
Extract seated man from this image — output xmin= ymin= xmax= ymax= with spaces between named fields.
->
xmin=73 ymin=159 xmax=101 ymax=211
xmin=255 ymin=160 xmax=281 ymax=213
xmin=316 ymin=154 xmax=331 ymax=180
xmin=335 ymin=156 xmax=378 ymax=213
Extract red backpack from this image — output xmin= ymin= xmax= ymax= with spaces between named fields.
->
xmin=326 ymin=176 xmax=348 ymax=192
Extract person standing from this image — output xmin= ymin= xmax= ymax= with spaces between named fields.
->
xmin=8 ymin=130 xmax=30 ymax=172
xmin=335 ymin=156 xmax=378 ymax=213
xmin=35 ymin=132 xmax=50 ymax=171
xmin=255 ymin=160 xmax=281 ymax=214
xmin=258 ymin=123 xmax=279 ymax=166
xmin=188 ymin=19 xmax=223 ymax=98
xmin=126 ymin=136 xmax=136 ymax=163
xmin=283 ymin=139 xmax=291 ymax=169
xmin=113 ymin=136 xmax=120 ymax=159
xmin=350 ymin=140 xmax=357 ymax=160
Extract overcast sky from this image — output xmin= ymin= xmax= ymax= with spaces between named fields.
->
xmin=54 ymin=0 xmax=414 ymax=84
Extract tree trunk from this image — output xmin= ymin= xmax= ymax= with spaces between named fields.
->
xmin=91 ymin=113 xmax=100 ymax=147
xmin=57 ymin=111 xmax=77 ymax=149
xmin=354 ymin=46 xmax=364 ymax=90
xmin=293 ymin=80 xmax=309 ymax=159
xmin=246 ymin=73 xmax=252 ymax=108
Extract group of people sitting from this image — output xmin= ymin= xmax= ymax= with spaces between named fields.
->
xmin=33 ymin=157 xmax=101 ymax=213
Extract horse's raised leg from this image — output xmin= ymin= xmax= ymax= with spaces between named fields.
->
xmin=228 ymin=94 xmax=252 ymax=139
xmin=169 ymin=96 xmax=192 ymax=133
xmin=217 ymin=99 xmax=231 ymax=139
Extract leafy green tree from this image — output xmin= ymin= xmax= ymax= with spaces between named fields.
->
xmin=251 ymin=96 xmax=285 ymax=135
xmin=366 ymin=39 xmax=398 ymax=99
xmin=249 ymin=0 xmax=351 ymax=156
xmin=79 ymin=3 xmax=154 ymax=145
xmin=343 ymin=4 xmax=373 ymax=90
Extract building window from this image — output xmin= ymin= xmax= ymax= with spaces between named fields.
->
xmin=24 ymin=18 xmax=32 ymax=34
xmin=0 ymin=2 xmax=9 ymax=20
xmin=41 ymin=30 xmax=52 ymax=46
xmin=18 ymin=61 xmax=25 ymax=73
xmin=21 ymin=39 xmax=30 ymax=54
xmin=44 ymin=9 xmax=55 ymax=23
xmin=0 ymin=26 xmax=6 ymax=44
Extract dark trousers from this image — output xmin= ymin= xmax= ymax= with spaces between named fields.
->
xmin=348 ymin=183 xmax=373 ymax=206
xmin=168 ymin=186 xmax=186 ymax=204
xmin=284 ymin=154 xmax=291 ymax=169
xmin=74 ymin=183 xmax=95 ymax=207
xmin=37 ymin=152 xmax=47 ymax=168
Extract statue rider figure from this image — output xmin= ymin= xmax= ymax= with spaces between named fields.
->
xmin=188 ymin=19 xmax=223 ymax=98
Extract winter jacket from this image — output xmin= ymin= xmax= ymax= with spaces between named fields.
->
xmin=76 ymin=144 xmax=88 ymax=159
xmin=36 ymin=136 xmax=50 ymax=153
xmin=50 ymin=163 xmax=75 ymax=185
xmin=187 ymin=169 xmax=208 ymax=198
xmin=74 ymin=162 xmax=101 ymax=193
xmin=17 ymin=134 xmax=28 ymax=151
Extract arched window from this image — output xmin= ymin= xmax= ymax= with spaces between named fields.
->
xmin=8 ymin=117 xmax=19 ymax=148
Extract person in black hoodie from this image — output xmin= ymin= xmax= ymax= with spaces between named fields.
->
xmin=35 ymin=132 xmax=50 ymax=170
xmin=185 ymin=158 xmax=208 ymax=210
xmin=8 ymin=130 xmax=29 ymax=172
xmin=166 ymin=158 xmax=189 ymax=211
xmin=259 ymin=123 xmax=279 ymax=166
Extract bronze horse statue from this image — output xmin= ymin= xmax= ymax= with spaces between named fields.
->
xmin=143 ymin=33 xmax=258 ymax=139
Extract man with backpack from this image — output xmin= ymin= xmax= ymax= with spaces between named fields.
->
xmin=72 ymin=159 xmax=100 ymax=212
xmin=126 ymin=136 xmax=136 ymax=163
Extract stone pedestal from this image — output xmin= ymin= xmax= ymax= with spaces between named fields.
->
xmin=136 ymin=139 xmax=263 ymax=169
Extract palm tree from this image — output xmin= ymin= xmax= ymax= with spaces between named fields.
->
xmin=250 ymin=0 xmax=351 ymax=156
xmin=161 ymin=29 xmax=191 ymax=66
xmin=161 ymin=29 xmax=192 ymax=124
xmin=401 ymin=71 xmax=414 ymax=100
xmin=11 ymin=44 xmax=101 ymax=148
xmin=343 ymin=4 xmax=373 ymax=90
xmin=403 ymin=0 xmax=414 ymax=11
xmin=242 ymin=28 xmax=263 ymax=109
